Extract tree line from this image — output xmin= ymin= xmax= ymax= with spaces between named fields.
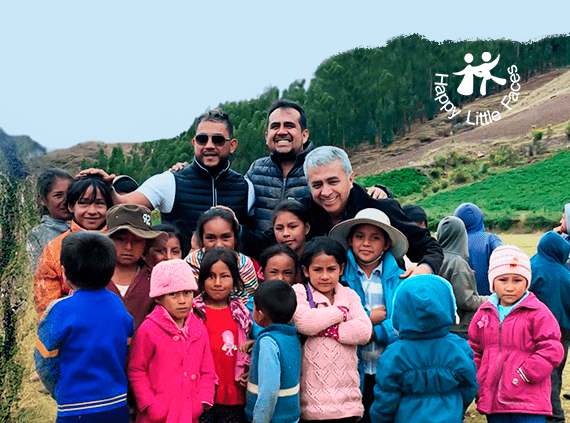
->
xmin=82 ymin=34 xmax=570 ymax=179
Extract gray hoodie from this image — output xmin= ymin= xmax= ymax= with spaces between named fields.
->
xmin=437 ymin=216 xmax=488 ymax=334
xmin=26 ymin=215 xmax=70 ymax=271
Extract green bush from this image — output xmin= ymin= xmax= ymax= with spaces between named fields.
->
xmin=429 ymin=168 xmax=440 ymax=179
xmin=356 ymin=168 xmax=431 ymax=198
xmin=531 ymin=125 xmax=543 ymax=141
xmin=453 ymin=172 xmax=467 ymax=184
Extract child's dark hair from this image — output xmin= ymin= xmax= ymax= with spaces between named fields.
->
xmin=61 ymin=231 xmax=116 ymax=289
xmin=272 ymin=199 xmax=310 ymax=225
xmin=197 ymin=247 xmax=245 ymax=296
xmin=153 ymin=223 xmax=188 ymax=257
xmin=347 ymin=224 xmax=390 ymax=244
xmin=259 ymin=244 xmax=299 ymax=275
xmin=300 ymin=236 xmax=347 ymax=272
xmin=65 ymin=175 xmax=113 ymax=210
xmin=37 ymin=168 xmax=74 ymax=215
xmin=254 ymin=279 xmax=297 ymax=324
xmin=195 ymin=208 xmax=241 ymax=252
xmin=403 ymin=205 xmax=428 ymax=226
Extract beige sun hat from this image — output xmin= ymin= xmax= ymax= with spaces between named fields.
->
xmin=329 ymin=208 xmax=409 ymax=259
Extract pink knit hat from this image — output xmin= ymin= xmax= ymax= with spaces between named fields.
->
xmin=488 ymin=245 xmax=532 ymax=293
xmin=149 ymin=259 xmax=198 ymax=298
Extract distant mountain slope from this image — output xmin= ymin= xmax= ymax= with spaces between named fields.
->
xmin=0 ymin=128 xmax=46 ymax=177
xmin=25 ymin=141 xmax=135 ymax=176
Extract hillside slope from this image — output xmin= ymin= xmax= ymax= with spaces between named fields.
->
xmin=351 ymin=68 xmax=570 ymax=178
xmin=0 ymin=128 xmax=46 ymax=176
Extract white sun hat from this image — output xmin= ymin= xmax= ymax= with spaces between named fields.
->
xmin=329 ymin=208 xmax=409 ymax=259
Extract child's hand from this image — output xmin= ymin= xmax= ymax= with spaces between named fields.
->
xmin=237 ymin=371 xmax=249 ymax=388
xmin=239 ymin=340 xmax=255 ymax=354
xmin=370 ymin=306 xmax=387 ymax=325
xmin=317 ymin=324 xmax=340 ymax=339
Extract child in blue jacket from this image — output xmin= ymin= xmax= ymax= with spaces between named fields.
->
xmin=246 ymin=279 xmax=301 ymax=423
xmin=35 ymin=231 xmax=134 ymax=423
xmin=330 ymin=207 xmax=409 ymax=423
xmin=370 ymin=275 xmax=478 ymax=423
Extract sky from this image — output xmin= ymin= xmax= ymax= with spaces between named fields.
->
xmin=1 ymin=1 xmax=569 ymax=152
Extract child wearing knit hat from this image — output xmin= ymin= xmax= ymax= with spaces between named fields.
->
xmin=128 ymin=259 xmax=217 ymax=423
xmin=468 ymin=245 xmax=564 ymax=422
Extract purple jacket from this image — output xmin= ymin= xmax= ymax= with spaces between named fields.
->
xmin=468 ymin=293 xmax=563 ymax=415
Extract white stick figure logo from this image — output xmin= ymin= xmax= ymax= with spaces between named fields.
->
xmin=454 ymin=52 xmax=506 ymax=96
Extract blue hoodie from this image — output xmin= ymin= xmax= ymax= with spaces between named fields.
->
xmin=454 ymin=203 xmax=502 ymax=295
xmin=530 ymin=231 xmax=570 ymax=331
xmin=369 ymin=275 xmax=478 ymax=423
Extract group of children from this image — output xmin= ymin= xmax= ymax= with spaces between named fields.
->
xmin=29 ymin=170 xmax=570 ymax=423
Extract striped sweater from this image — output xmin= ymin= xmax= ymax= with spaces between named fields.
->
xmin=186 ymin=249 xmax=259 ymax=303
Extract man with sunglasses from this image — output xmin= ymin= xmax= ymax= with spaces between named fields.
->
xmin=79 ymin=108 xmax=253 ymax=239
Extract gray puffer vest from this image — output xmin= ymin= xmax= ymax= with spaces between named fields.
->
xmin=246 ymin=141 xmax=314 ymax=231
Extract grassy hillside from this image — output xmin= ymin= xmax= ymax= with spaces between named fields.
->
xmin=358 ymin=149 xmax=570 ymax=231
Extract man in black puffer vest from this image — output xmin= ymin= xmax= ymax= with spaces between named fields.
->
xmin=246 ymin=99 xmax=313 ymax=231
xmin=80 ymin=109 xmax=252 ymax=240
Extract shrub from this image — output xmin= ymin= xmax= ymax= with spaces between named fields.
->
xmin=531 ymin=125 xmax=543 ymax=141
xmin=429 ymin=169 xmax=440 ymax=179
xmin=453 ymin=172 xmax=467 ymax=184
xmin=356 ymin=168 xmax=431 ymax=198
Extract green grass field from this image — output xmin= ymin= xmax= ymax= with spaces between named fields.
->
xmin=358 ymin=150 xmax=570 ymax=232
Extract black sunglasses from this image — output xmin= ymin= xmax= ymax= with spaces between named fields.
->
xmin=194 ymin=134 xmax=230 ymax=146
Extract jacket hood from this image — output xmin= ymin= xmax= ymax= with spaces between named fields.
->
xmin=453 ymin=202 xmax=484 ymax=233
xmin=437 ymin=216 xmax=469 ymax=261
xmin=533 ymin=231 xmax=570 ymax=265
xmin=392 ymin=275 xmax=456 ymax=340
xmin=40 ymin=215 xmax=70 ymax=231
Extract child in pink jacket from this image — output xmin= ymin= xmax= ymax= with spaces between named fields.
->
xmin=293 ymin=237 xmax=372 ymax=422
xmin=128 ymin=259 xmax=217 ymax=423
xmin=468 ymin=245 xmax=564 ymax=423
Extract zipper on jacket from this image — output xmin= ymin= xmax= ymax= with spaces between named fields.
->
xmin=494 ymin=303 xmax=534 ymax=408
xmin=490 ymin=311 xmax=503 ymax=404
xmin=280 ymin=175 xmax=288 ymax=201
